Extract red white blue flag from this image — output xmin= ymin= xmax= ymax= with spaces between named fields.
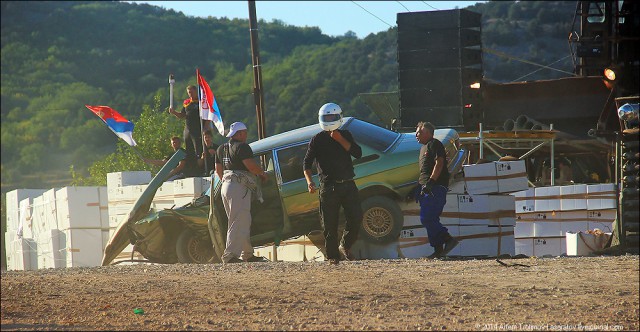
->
xmin=196 ymin=69 xmax=224 ymax=136
xmin=85 ymin=105 xmax=137 ymax=146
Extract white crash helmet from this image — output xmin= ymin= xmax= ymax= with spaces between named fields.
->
xmin=318 ymin=102 xmax=343 ymax=131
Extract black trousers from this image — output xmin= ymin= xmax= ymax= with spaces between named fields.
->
xmin=319 ymin=181 xmax=363 ymax=260
xmin=183 ymin=126 xmax=203 ymax=160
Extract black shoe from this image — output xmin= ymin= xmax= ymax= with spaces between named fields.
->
xmin=224 ymin=257 xmax=243 ymax=264
xmin=328 ymin=258 xmax=340 ymax=265
xmin=245 ymin=255 xmax=269 ymax=262
xmin=426 ymin=245 xmax=444 ymax=259
xmin=339 ymin=245 xmax=355 ymax=261
xmin=442 ymin=236 xmax=459 ymax=256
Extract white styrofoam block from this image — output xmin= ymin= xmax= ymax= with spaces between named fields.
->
xmin=560 ymin=184 xmax=587 ymax=211
xmin=5 ymin=189 xmax=47 ymax=232
xmin=397 ymin=224 xmax=455 ymax=259
xmin=463 ymin=162 xmax=498 ymax=194
xmin=17 ymin=198 xmax=34 ymax=239
xmin=254 ymin=245 xmax=277 ymax=262
xmin=515 ymin=221 xmax=535 ymax=238
xmin=448 ymin=180 xmax=466 ymax=194
xmin=458 ymin=225 xmax=514 ymax=257
xmin=304 ymin=242 xmax=325 ymax=262
xmin=173 ymin=177 xmax=211 ymax=206
xmin=566 ymin=232 xmax=611 ymax=256
xmin=108 ymin=214 xmax=128 ymax=228
xmin=62 ymin=228 xmax=104 ymax=267
xmin=533 ymin=237 xmax=565 ymax=257
xmin=534 ymin=186 xmax=561 ymax=212
xmin=439 ymin=194 xmax=460 ymax=225
xmin=586 ymin=183 xmax=617 ymax=210
xmin=560 ymin=210 xmax=588 ymax=222
xmin=534 ymin=221 xmax=563 ymax=237
xmin=457 ymin=194 xmax=516 ymax=226
xmin=107 ymin=171 xmax=151 ymax=188
xmin=495 ymin=160 xmax=528 ymax=193
xmin=156 ymin=182 xmax=175 ymax=201
xmin=513 ymin=188 xmax=535 ymax=213
xmin=98 ymin=187 xmax=109 ymax=229
xmin=36 ymin=229 xmax=65 ymax=269
xmin=56 ymin=187 xmax=102 ymax=230
xmin=31 ymin=196 xmax=50 ymax=238
xmin=275 ymin=236 xmax=307 ymax=262
xmin=515 ymin=238 xmax=534 ymax=256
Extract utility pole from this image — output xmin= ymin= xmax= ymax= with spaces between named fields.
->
xmin=248 ymin=1 xmax=266 ymax=141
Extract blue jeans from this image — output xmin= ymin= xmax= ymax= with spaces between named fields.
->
xmin=418 ymin=185 xmax=449 ymax=248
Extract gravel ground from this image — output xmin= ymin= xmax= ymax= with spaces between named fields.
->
xmin=1 ymin=255 xmax=639 ymax=331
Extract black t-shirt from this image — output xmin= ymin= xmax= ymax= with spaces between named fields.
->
xmin=303 ymin=130 xmax=362 ymax=183
xmin=164 ymin=147 xmax=198 ymax=178
xmin=418 ymin=138 xmax=450 ymax=187
xmin=201 ymin=143 xmax=219 ymax=174
xmin=216 ymin=139 xmax=253 ymax=171
xmin=181 ymin=99 xmax=201 ymax=134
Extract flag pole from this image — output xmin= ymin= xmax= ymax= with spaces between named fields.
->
xmin=197 ymin=69 xmax=208 ymax=175
xmin=169 ymin=73 xmax=175 ymax=110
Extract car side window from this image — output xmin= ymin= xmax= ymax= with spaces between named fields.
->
xmin=277 ymin=144 xmax=314 ymax=183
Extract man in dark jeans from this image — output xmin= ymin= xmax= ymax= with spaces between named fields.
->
xmin=415 ymin=121 xmax=458 ymax=259
xmin=303 ymin=103 xmax=363 ymax=264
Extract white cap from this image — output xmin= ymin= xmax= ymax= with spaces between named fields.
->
xmin=226 ymin=122 xmax=247 ymax=137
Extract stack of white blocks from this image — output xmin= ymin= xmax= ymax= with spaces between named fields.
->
xmin=512 ymin=183 xmax=616 ymax=257
xmin=4 ymin=172 xmax=212 ymax=270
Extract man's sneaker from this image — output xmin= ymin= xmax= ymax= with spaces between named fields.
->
xmin=339 ymin=245 xmax=355 ymax=261
xmin=224 ymin=257 xmax=243 ymax=264
xmin=328 ymin=258 xmax=340 ymax=265
xmin=245 ymin=255 xmax=269 ymax=262
xmin=442 ymin=236 xmax=459 ymax=256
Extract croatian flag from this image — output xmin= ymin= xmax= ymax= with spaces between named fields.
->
xmin=197 ymin=69 xmax=224 ymax=136
xmin=85 ymin=105 xmax=137 ymax=146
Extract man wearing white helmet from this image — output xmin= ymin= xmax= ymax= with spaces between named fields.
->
xmin=215 ymin=122 xmax=269 ymax=263
xmin=303 ymin=103 xmax=363 ymax=264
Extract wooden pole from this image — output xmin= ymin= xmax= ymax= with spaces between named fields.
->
xmin=248 ymin=1 xmax=266 ymax=142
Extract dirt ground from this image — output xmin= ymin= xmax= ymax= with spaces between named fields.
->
xmin=1 ymin=255 xmax=638 ymax=331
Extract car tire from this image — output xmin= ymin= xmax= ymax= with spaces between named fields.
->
xmin=176 ymin=228 xmax=214 ymax=263
xmin=359 ymin=196 xmax=403 ymax=244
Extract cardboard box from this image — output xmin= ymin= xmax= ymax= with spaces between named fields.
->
xmin=107 ymin=171 xmax=151 ymax=188
xmin=495 ymin=160 xmax=528 ymax=193
xmin=566 ymin=231 xmax=611 ymax=256
xmin=534 ymin=186 xmax=561 ymax=212
xmin=458 ymin=225 xmax=515 ymax=257
xmin=560 ymin=184 xmax=587 ymax=211
xmin=463 ymin=162 xmax=499 ymax=194
xmin=56 ymin=187 xmax=102 ymax=230
xmin=457 ymin=194 xmax=516 ymax=226
xmin=515 ymin=238 xmax=534 ymax=256
xmin=533 ymin=237 xmax=565 ymax=257
xmin=513 ymin=188 xmax=535 ymax=213
xmin=586 ymin=183 xmax=617 ymax=210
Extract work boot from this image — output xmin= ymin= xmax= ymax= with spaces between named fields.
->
xmin=328 ymin=258 xmax=340 ymax=265
xmin=339 ymin=245 xmax=355 ymax=261
xmin=426 ymin=245 xmax=444 ymax=259
xmin=442 ymin=235 xmax=459 ymax=257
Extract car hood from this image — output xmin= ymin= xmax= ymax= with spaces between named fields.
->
xmin=101 ymin=149 xmax=186 ymax=266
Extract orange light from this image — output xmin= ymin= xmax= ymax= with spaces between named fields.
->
xmin=604 ymin=68 xmax=616 ymax=81
xmin=470 ymin=82 xmax=481 ymax=89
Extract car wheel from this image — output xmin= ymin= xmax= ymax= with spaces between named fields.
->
xmin=176 ymin=228 xmax=214 ymax=263
xmin=360 ymin=196 xmax=403 ymax=244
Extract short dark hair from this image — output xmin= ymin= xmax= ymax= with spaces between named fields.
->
xmin=417 ymin=121 xmax=435 ymax=134
xmin=171 ymin=136 xmax=181 ymax=142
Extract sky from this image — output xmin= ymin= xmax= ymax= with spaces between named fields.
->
xmin=128 ymin=1 xmax=485 ymax=38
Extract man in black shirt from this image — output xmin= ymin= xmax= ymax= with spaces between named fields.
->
xmin=303 ymin=103 xmax=363 ymax=264
xmin=199 ymin=129 xmax=218 ymax=176
xmin=169 ymin=85 xmax=210 ymax=163
xmin=215 ymin=122 xmax=268 ymax=263
xmin=143 ymin=136 xmax=195 ymax=180
xmin=415 ymin=121 xmax=458 ymax=258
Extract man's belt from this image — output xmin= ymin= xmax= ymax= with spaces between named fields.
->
xmin=332 ymin=178 xmax=354 ymax=184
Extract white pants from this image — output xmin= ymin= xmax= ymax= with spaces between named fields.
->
xmin=221 ymin=180 xmax=254 ymax=262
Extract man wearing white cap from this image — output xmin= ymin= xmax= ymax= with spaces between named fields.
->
xmin=215 ymin=122 xmax=269 ymax=263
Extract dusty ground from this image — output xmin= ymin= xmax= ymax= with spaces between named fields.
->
xmin=1 ymin=255 xmax=638 ymax=331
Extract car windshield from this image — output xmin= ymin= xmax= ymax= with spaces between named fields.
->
xmin=343 ymin=118 xmax=399 ymax=152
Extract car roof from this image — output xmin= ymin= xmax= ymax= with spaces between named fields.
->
xmin=250 ymin=117 xmax=355 ymax=153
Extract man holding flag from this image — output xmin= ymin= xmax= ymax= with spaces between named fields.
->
xmin=169 ymin=85 xmax=208 ymax=165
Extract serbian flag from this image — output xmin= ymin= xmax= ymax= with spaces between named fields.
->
xmin=196 ymin=69 xmax=224 ymax=135
xmin=85 ymin=105 xmax=137 ymax=146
